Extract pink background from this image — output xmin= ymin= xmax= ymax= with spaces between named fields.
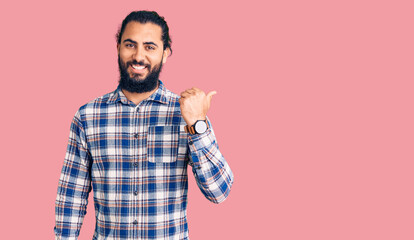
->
xmin=0 ymin=0 xmax=413 ymax=239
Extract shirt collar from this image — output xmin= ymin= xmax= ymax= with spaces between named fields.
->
xmin=107 ymin=80 xmax=169 ymax=105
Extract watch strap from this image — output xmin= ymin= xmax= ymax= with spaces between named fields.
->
xmin=184 ymin=124 xmax=196 ymax=134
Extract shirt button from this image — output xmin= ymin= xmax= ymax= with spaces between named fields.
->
xmin=134 ymin=191 xmax=138 ymax=195
xmin=133 ymin=220 xmax=138 ymax=225
xmin=134 ymin=133 xmax=139 ymax=139
xmin=134 ymin=162 xmax=138 ymax=167
xmin=188 ymin=140 xmax=193 ymax=145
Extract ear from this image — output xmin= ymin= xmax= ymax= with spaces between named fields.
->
xmin=162 ymin=48 xmax=170 ymax=64
xmin=117 ymin=43 xmax=120 ymax=54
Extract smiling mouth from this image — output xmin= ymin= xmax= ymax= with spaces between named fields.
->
xmin=130 ymin=64 xmax=148 ymax=74
xmin=132 ymin=65 xmax=146 ymax=70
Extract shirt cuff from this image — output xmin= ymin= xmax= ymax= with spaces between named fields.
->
xmin=187 ymin=128 xmax=215 ymax=153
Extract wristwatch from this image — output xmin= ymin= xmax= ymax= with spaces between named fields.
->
xmin=185 ymin=119 xmax=209 ymax=135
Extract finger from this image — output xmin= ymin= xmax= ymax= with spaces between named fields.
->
xmin=206 ymin=91 xmax=217 ymax=102
xmin=191 ymin=87 xmax=202 ymax=92
xmin=180 ymin=91 xmax=191 ymax=98
xmin=183 ymin=89 xmax=195 ymax=95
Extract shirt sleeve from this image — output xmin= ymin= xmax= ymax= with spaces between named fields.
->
xmin=54 ymin=111 xmax=92 ymax=240
xmin=187 ymin=119 xmax=234 ymax=204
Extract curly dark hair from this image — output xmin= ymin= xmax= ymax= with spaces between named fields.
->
xmin=116 ymin=11 xmax=172 ymax=55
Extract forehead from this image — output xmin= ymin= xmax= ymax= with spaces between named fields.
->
xmin=121 ymin=21 xmax=163 ymax=44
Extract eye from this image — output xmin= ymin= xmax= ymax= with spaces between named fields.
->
xmin=146 ymin=45 xmax=155 ymax=50
xmin=125 ymin=43 xmax=135 ymax=48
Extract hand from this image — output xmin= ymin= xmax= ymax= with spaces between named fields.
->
xmin=179 ymin=87 xmax=216 ymax=126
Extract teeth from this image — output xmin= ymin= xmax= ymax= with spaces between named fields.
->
xmin=132 ymin=65 xmax=145 ymax=70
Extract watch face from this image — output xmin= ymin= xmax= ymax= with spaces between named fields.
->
xmin=195 ymin=121 xmax=207 ymax=133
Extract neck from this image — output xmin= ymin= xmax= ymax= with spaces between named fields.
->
xmin=121 ymin=84 xmax=158 ymax=105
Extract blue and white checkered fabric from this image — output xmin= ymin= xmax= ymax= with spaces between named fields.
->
xmin=54 ymin=81 xmax=234 ymax=240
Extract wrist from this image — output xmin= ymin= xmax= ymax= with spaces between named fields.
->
xmin=185 ymin=116 xmax=206 ymax=126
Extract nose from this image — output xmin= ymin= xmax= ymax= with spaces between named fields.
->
xmin=132 ymin=46 xmax=145 ymax=62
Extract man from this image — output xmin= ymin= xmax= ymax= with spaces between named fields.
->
xmin=54 ymin=11 xmax=233 ymax=240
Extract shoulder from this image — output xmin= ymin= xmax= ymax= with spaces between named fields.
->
xmin=164 ymin=89 xmax=183 ymax=116
xmin=75 ymin=89 xmax=117 ymax=121
xmin=157 ymin=82 xmax=181 ymax=109
xmin=164 ymin=87 xmax=180 ymax=103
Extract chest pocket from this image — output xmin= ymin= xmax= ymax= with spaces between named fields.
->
xmin=147 ymin=125 xmax=180 ymax=163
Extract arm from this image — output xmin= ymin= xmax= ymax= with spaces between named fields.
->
xmin=54 ymin=111 xmax=92 ymax=240
xmin=187 ymin=120 xmax=234 ymax=203
xmin=179 ymin=87 xmax=234 ymax=203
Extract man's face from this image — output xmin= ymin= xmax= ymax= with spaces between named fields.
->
xmin=117 ymin=22 xmax=169 ymax=93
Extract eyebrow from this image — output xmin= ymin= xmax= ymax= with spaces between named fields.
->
xmin=123 ymin=39 xmax=158 ymax=47
xmin=143 ymin=41 xmax=158 ymax=47
xmin=123 ymin=39 xmax=137 ymax=44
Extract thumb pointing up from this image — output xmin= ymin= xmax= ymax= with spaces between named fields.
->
xmin=206 ymin=91 xmax=217 ymax=107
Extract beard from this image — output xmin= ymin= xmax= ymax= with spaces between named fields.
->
xmin=118 ymin=55 xmax=163 ymax=93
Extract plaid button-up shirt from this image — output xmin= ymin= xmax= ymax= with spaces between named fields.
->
xmin=54 ymin=81 xmax=234 ymax=240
